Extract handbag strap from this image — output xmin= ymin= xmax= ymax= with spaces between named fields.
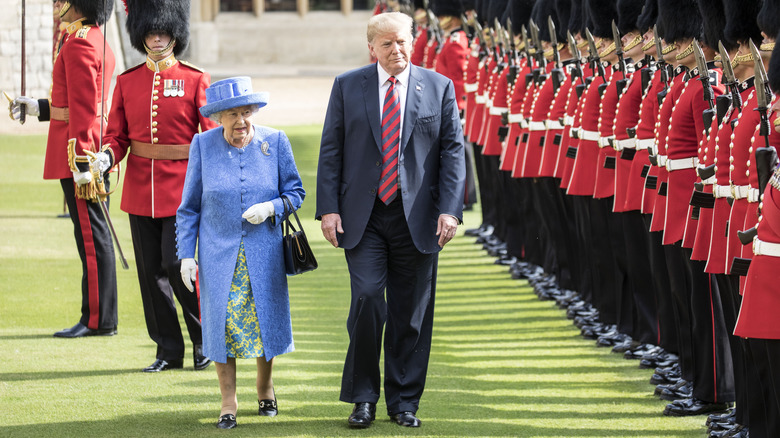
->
xmin=281 ymin=195 xmax=304 ymax=236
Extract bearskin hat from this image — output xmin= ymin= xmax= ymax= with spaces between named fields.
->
xmin=758 ymin=0 xmax=780 ymax=38
xmin=460 ymin=0 xmax=476 ymax=11
xmin=533 ymin=0 xmax=559 ymax=42
xmin=769 ymin=31 xmax=780 ymax=92
xmin=723 ymin=0 xmax=762 ymax=46
xmin=125 ymin=0 xmax=190 ymax=56
xmin=657 ymin=0 xmax=701 ymax=43
xmin=510 ymin=0 xmax=536 ymax=34
xmin=585 ymin=0 xmax=618 ymax=39
xmin=68 ymin=0 xmax=114 ymax=25
xmin=697 ymin=0 xmax=730 ymax=50
xmin=554 ymin=0 xmax=572 ymax=41
xmin=617 ymin=0 xmax=644 ymax=33
xmin=568 ymin=0 xmax=584 ymax=35
xmin=636 ymin=0 xmax=657 ymax=34
xmin=432 ymin=0 xmax=462 ymax=17
xmin=487 ymin=0 xmax=509 ymax=25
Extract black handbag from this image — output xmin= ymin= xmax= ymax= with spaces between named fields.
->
xmin=281 ymin=196 xmax=318 ymax=275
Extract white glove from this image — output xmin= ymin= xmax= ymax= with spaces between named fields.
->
xmin=242 ymin=201 xmax=275 ymax=224
xmin=72 ymin=170 xmax=92 ymax=186
xmin=88 ymin=151 xmax=112 ymax=174
xmin=180 ymin=258 xmax=198 ymax=293
xmin=9 ymin=96 xmax=40 ymax=120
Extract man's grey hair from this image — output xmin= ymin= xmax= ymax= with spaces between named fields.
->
xmin=367 ymin=12 xmax=414 ymax=44
xmin=208 ymin=104 xmax=261 ymax=123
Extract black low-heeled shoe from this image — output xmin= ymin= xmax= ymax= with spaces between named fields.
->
xmin=216 ymin=413 xmax=237 ymax=429
xmin=258 ymin=398 xmax=277 ymax=417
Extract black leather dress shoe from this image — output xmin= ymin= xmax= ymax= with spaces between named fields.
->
xmin=142 ymin=359 xmax=183 ymax=373
xmin=707 ymin=409 xmax=735 ymax=426
xmin=193 ymin=345 xmax=212 ymax=370
xmin=709 ymin=424 xmax=746 ymax=437
xmin=348 ymin=403 xmax=376 ymax=428
xmin=663 ymin=397 xmax=731 ymax=417
xmin=53 ymin=322 xmax=117 ymax=338
xmin=258 ymin=398 xmax=277 ymax=417
xmin=216 ymin=413 xmax=237 ymax=429
xmin=391 ymin=411 xmax=421 ymax=427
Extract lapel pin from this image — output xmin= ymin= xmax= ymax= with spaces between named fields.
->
xmin=416 ymin=85 xmax=422 ymax=91
xmin=261 ymin=141 xmax=270 ymax=156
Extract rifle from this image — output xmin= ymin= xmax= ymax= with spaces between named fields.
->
xmin=611 ymin=20 xmax=628 ymax=96
xmin=529 ymin=20 xmax=546 ymax=70
xmin=568 ymin=30 xmax=585 ymax=85
xmin=521 ymin=24 xmax=533 ymax=66
xmin=548 ymin=16 xmax=564 ymax=91
xmin=653 ymin=25 xmax=670 ymax=104
xmin=506 ymin=17 xmax=519 ymax=84
xmin=693 ymin=39 xmax=716 ymax=131
xmin=19 ymin=0 xmax=26 ymax=124
xmin=611 ymin=21 xmax=626 ymax=78
xmin=585 ymin=28 xmax=605 ymax=80
xmin=752 ymin=40 xmax=772 ymax=149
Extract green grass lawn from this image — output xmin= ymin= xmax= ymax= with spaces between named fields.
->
xmin=0 ymin=128 xmax=706 ymax=437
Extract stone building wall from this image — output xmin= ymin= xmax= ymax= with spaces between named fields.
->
xmin=1 ymin=0 xmax=54 ymax=100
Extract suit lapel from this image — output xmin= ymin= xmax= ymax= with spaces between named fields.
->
xmin=401 ymin=65 xmax=423 ymax=155
xmin=362 ymin=66 xmax=382 ymax=151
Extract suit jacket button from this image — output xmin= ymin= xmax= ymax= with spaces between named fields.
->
xmin=375 ymin=161 xmax=380 ymax=166
xmin=370 ymin=188 xmax=376 ymax=195
xmin=242 ymin=231 xmax=247 ymax=236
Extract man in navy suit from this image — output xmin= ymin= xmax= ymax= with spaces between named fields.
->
xmin=316 ymin=11 xmax=466 ymax=429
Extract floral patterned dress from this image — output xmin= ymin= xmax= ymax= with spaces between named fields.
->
xmin=225 ymin=240 xmax=263 ymax=358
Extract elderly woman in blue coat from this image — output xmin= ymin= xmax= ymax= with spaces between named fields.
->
xmin=176 ymin=77 xmax=305 ymax=429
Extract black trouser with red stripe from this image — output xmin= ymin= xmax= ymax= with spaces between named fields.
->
xmin=129 ymin=214 xmax=202 ymax=362
xmin=61 ymin=178 xmax=118 ymax=330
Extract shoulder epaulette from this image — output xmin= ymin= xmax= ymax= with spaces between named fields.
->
xmin=180 ymin=60 xmax=204 ymax=72
xmin=120 ymin=63 xmax=146 ymax=76
xmin=75 ymin=25 xmax=91 ymax=39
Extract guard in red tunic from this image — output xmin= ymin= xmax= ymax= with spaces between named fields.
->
xmin=10 ymin=0 xmax=117 ymax=338
xmin=96 ymin=0 xmax=217 ymax=372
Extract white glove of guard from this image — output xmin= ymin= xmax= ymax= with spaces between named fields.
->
xmin=88 ymin=151 xmax=112 ymax=174
xmin=72 ymin=170 xmax=93 ymax=186
xmin=242 ymin=201 xmax=275 ymax=224
xmin=180 ymin=258 xmax=198 ymax=293
xmin=9 ymin=96 xmax=40 ymax=120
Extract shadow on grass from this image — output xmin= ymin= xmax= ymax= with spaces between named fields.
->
xmin=0 ymin=367 xmax=141 ymax=382
xmin=0 ymin=410 xmax=701 ymax=438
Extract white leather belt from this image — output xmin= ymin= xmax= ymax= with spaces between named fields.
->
xmin=713 ymin=184 xmax=732 ymax=198
xmin=732 ymin=184 xmax=750 ymax=199
xmin=615 ymin=138 xmax=636 ymax=151
xmin=528 ymin=121 xmax=547 ymax=131
xmin=748 ymin=187 xmax=760 ymax=202
xmin=580 ymin=129 xmax=600 ymax=141
xmin=657 ymin=154 xmax=668 ymax=167
xmin=666 ymin=156 xmax=698 ymax=171
xmin=489 ymin=106 xmax=508 ymax=116
xmin=475 ymin=95 xmax=487 ymax=104
xmin=636 ymin=138 xmax=655 ymax=150
xmin=486 ymin=98 xmax=493 ymax=108
xmin=753 ymin=237 xmax=780 ymax=257
xmin=464 ymin=83 xmax=478 ymax=92
xmin=546 ymin=120 xmax=564 ymax=130
xmin=598 ymin=136 xmax=615 ymax=148
xmin=702 ymin=175 xmax=716 ymax=185
xmin=563 ymin=115 xmax=575 ymax=126
xmin=519 ymin=119 xmax=529 ymax=129
xmin=508 ymin=113 xmax=524 ymax=123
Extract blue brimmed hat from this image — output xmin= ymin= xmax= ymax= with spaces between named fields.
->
xmin=199 ymin=77 xmax=269 ymax=118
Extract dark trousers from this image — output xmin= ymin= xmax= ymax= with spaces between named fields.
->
xmin=643 ymin=214 xmax=677 ymax=353
xmin=463 ymin=141 xmax=478 ymax=208
xmin=61 ymin=178 xmax=117 ymax=330
xmin=621 ymin=210 xmax=658 ymax=345
xmin=128 ymin=214 xmax=202 ymax=361
xmin=341 ymin=197 xmax=437 ymax=415
xmin=472 ymin=144 xmax=497 ymax=229
xmin=746 ymin=338 xmax=780 ymax=438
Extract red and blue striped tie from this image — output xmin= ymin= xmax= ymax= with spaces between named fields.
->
xmin=379 ymin=76 xmax=400 ymax=204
